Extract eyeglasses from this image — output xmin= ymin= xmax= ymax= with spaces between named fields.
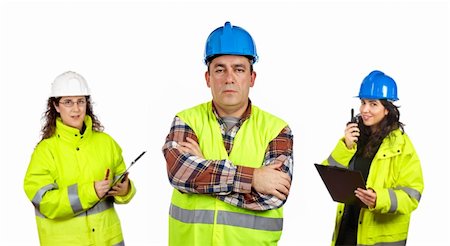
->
xmin=59 ymin=99 xmax=87 ymax=107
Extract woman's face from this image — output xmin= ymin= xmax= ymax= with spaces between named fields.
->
xmin=54 ymin=96 xmax=87 ymax=130
xmin=359 ymin=99 xmax=388 ymax=131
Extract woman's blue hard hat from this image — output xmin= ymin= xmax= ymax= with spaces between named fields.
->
xmin=357 ymin=70 xmax=399 ymax=101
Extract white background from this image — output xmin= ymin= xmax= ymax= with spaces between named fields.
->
xmin=1 ymin=0 xmax=449 ymax=245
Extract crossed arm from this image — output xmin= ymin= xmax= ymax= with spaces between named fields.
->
xmin=162 ymin=116 xmax=293 ymax=211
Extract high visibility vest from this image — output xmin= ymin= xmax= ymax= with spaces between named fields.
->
xmin=24 ymin=116 xmax=136 ymax=246
xmin=324 ymin=129 xmax=424 ymax=246
xmin=170 ymin=102 xmax=288 ymax=246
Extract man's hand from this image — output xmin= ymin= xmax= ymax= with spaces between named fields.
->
xmin=177 ymin=137 xmax=292 ymax=200
xmin=252 ymin=156 xmax=291 ymax=200
xmin=177 ymin=137 xmax=204 ymax=158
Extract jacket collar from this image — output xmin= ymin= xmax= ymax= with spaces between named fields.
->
xmin=55 ymin=116 xmax=93 ymax=144
xmin=376 ymin=129 xmax=406 ymax=158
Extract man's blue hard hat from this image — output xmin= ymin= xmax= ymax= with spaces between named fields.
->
xmin=357 ymin=70 xmax=399 ymax=101
xmin=204 ymin=21 xmax=258 ymax=65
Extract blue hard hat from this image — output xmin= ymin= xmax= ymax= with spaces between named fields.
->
xmin=204 ymin=21 xmax=258 ymax=65
xmin=357 ymin=70 xmax=399 ymax=101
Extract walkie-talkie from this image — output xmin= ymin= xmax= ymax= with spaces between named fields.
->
xmin=349 ymin=109 xmax=360 ymax=143
xmin=350 ymin=108 xmax=359 ymax=124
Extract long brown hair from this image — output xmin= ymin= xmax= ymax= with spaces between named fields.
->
xmin=356 ymin=100 xmax=404 ymax=158
xmin=40 ymin=96 xmax=104 ymax=140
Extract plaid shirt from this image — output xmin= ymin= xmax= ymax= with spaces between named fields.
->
xmin=162 ymin=101 xmax=293 ymax=211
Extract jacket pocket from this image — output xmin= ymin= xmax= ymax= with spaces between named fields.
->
xmin=367 ymin=220 xmax=409 ymax=243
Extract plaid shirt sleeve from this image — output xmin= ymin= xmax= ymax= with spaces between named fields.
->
xmin=162 ymin=116 xmax=294 ymax=211
xmin=163 ymin=116 xmax=254 ymax=195
xmin=216 ymin=127 xmax=293 ymax=211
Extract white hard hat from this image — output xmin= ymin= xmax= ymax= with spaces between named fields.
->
xmin=50 ymin=71 xmax=91 ymax=97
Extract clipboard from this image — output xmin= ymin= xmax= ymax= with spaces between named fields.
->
xmin=109 ymin=151 xmax=146 ymax=188
xmin=91 ymin=151 xmax=146 ymax=208
xmin=314 ymin=163 xmax=367 ymax=208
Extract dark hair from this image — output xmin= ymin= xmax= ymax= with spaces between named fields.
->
xmin=356 ymin=100 xmax=404 ymax=158
xmin=40 ymin=96 xmax=104 ymax=140
xmin=206 ymin=55 xmax=254 ymax=73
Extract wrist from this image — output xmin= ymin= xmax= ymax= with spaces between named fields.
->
xmin=235 ymin=166 xmax=254 ymax=193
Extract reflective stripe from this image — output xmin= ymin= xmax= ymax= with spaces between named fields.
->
xmin=31 ymin=183 xmax=58 ymax=209
xmin=68 ymin=184 xmax=83 ymax=214
xmin=395 ymin=186 xmax=421 ymax=202
xmin=169 ymin=204 xmax=214 ymax=224
xmin=170 ymin=203 xmax=283 ymax=231
xmin=35 ymin=208 xmax=45 ymax=218
xmin=388 ymin=189 xmax=398 ymax=213
xmin=358 ymin=239 xmax=406 ymax=246
xmin=87 ymin=199 xmax=113 ymax=215
xmin=327 ymin=155 xmax=346 ymax=168
xmin=113 ymin=241 xmax=125 ymax=246
xmin=35 ymin=200 xmax=113 ymax=218
xmin=76 ymin=200 xmax=114 ymax=217
xmin=217 ymin=210 xmax=283 ymax=231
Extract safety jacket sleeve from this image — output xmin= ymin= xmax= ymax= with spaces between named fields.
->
xmin=114 ymin=179 xmax=136 ymax=204
xmin=369 ymin=136 xmax=423 ymax=215
xmin=24 ymin=141 xmax=99 ymax=219
xmin=323 ymin=137 xmax=357 ymax=167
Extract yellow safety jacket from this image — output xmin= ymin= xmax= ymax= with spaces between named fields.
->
xmin=169 ymin=102 xmax=288 ymax=246
xmin=323 ymin=129 xmax=424 ymax=246
xmin=24 ymin=116 xmax=136 ymax=246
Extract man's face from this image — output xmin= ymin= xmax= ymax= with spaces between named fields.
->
xmin=205 ymin=55 xmax=256 ymax=116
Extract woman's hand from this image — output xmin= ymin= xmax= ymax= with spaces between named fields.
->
xmin=94 ymin=169 xmax=112 ymax=199
xmin=108 ymin=173 xmax=130 ymax=197
xmin=355 ymin=188 xmax=377 ymax=208
xmin=344 ymin=123 xmax=360 ymax=149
